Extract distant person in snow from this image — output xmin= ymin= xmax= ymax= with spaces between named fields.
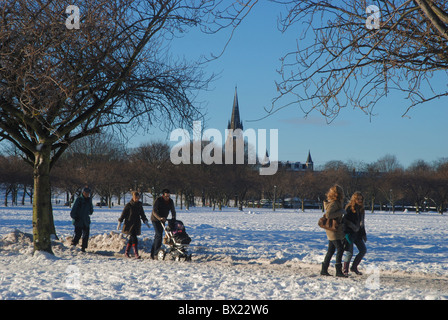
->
xmin=342 ymin=191 xmax=367 ymax=276
xmin=321 ymin=184 xmax=347 ymax=277
xmin=118 ymin=191 xmax=149 ymax=259
xmin=150 ymin=189 xmax=176 ymax=259
xmin=70 ymin=187 xmax=94 ymax=252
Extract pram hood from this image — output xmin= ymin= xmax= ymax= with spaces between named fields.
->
xmin=164 ymin=219 xmax=191 ymax=246
xmin=167 ymin=219 xmax=186 ymax=234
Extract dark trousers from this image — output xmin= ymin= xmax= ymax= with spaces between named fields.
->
xmin=323 ymin=240 xmax=344 ymax=265
xmin=72 ymin=226 xmax=90 ymax=250
xmin=128 ymin=234 xmax=138 ymax=246
xmin=151 ymin=220 xmax=164 ymax=257
xmin=344 ymin=238 xmax=367 ymax=264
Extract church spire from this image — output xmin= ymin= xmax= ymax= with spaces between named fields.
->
xmin=228 ymin=86 xmax=243 ymax=130
xmin=306 ymin=150 xmax=313 ymax=164
xmin=306 ymin=150 xmax=314 ymax=171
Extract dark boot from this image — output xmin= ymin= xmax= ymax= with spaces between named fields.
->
xmin=81 ymin=237 xmax=89 ymax=253
xmin=132 ymin=244 xmax=141 ymax=259
xmin=335 ymin=263 xmax=348 ymax=277
xmin=320 ymin=262 xmax=331 ymax=276
xmin=343 ymin=262 xmax=350 ymax=276
xmin=124 ymin=243 xmax=131 ymax=258
xmin=350 ymin=255 xmax=363 ymax=275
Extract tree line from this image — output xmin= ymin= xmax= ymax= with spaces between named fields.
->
xmin=1 ymin=138 xmax=447 ymax=214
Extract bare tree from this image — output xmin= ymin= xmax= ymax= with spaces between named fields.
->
xmin=404 ymin=159 xmax=433 ymax=213
xmin=130 ymin=141 xmax=173 ymax=200
xmin=431 ymin=159 xmax=448 ymax=214
xmin=0 ymin=0 xmax=257 ymax=253
xmin=271 ymin=0 xmax=448 ymax=121
xmin=291 ymin=171 xmax=318 ymax=212
xmin=373 ymin=154 xmax=403 ymax=173
xmin=0 ymin=155 xmax=31 ymax=206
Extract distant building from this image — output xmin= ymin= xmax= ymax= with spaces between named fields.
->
xmin=225 ymin=87 xmax=314 ymax=171
xmin=278 ymin=151 xmax=314 ymax=172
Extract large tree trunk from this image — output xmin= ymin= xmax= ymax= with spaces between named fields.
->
xmin=32 ymin=144 xmax=56 ymax=253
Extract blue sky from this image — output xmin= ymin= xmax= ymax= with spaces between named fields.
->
xmin=133 ymin=2 xmax=448 ymax=169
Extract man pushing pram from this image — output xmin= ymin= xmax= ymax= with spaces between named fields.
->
xmin=150 ymin=189 xmax=191 ymax=261
xmin=150 ymin=189 xmax=176 ymax=260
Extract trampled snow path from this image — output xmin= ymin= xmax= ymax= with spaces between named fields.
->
xmin=1 ymin=206 xmax=447 ymax=300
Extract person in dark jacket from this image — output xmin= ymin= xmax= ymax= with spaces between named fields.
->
xmin=342 ymin=191 xmax=367 ymax=276
xmin=70 ymin=187 xmax=94 ymax=252
xmin=150 ymin=189 xmax=176 ymax=259
xmin=118 ymin=191 xmax=149 ymax=258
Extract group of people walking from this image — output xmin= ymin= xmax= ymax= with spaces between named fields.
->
xmin=321 ymin=185 xmax=367 ymax=277
xmin=69 ymin=185 xmax=367 ymax=275
xmin=69 ymin=187 xmax=176 ymax=259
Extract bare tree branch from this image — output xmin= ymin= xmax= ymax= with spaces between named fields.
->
xmin=270 ymin=0 xmax=448 ymax=120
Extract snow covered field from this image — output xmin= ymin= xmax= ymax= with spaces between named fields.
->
xmin=0 ymin=205 xmax=447 ymax=301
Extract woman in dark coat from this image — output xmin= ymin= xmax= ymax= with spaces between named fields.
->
xmin=118 ymin=191 xmax=149 ymax=258
xmin=343 ymin=191 xmax=367 ymax=275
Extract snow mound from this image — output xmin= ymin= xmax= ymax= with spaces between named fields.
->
xmin=0 ymin=229 xmax=153 ymax=257
xmin=2 ymin=229 xmax=32 ymax=244
xmin=0 ymin=229 xmax=33 ymax=254
xmin=86 ymin=232 xmax=127 ymax=253
xmin=31 ymin=250 xmax=59 ymax=261
xmin=86 ymin=232 xmax=153 ymax=255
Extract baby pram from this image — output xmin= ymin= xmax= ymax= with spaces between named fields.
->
xmin=158 ymin=219 xmax=192 ymax=261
